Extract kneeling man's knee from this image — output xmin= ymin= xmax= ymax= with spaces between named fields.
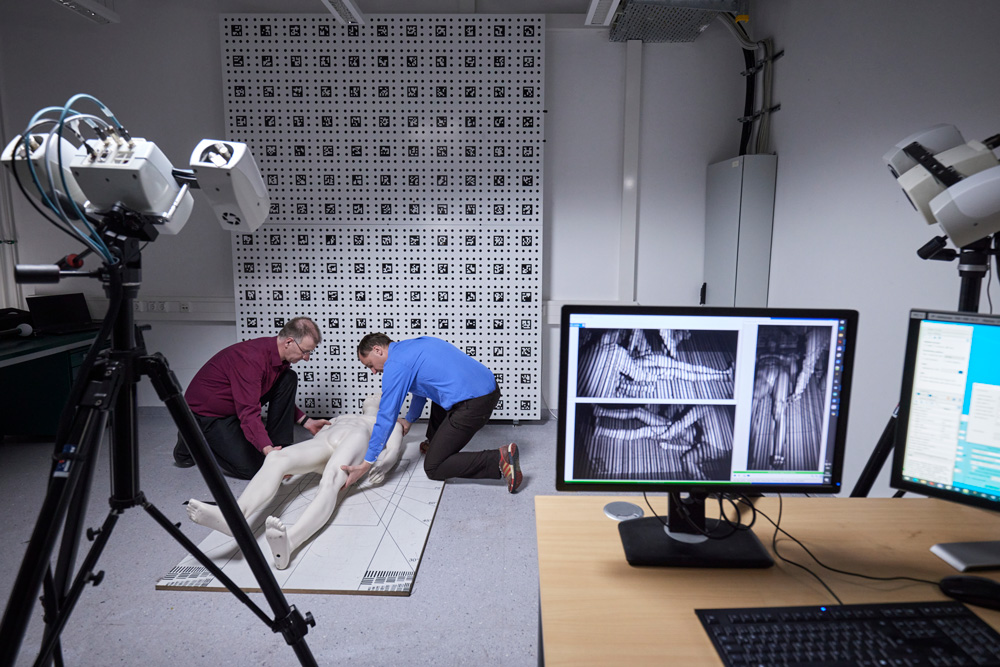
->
xmin=423 ymin=459 xmax=446 ymax=481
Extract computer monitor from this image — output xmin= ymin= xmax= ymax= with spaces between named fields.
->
xmin=890 ymin=309 xmax=1000 ymax=572
xmin=556 ymin=304 xmax=858 ymax=567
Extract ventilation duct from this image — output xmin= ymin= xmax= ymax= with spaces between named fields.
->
xmin=604 ymin=0 xmax=747 ymax=42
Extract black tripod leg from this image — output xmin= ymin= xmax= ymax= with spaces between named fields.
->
xmin=42 ymin=415 xmax=109 ymax=667
xmin=141 ymin=502 xmax=274 ymax=626
xmin=0 ymin=394 xmax=112 ymax=666
xmin=34 ymin=509 xmax=121 ymax=667
xmin=850 ymin=405 xmax=898 ymax=497
xmin=141 ymin=353 xmax=317 ymax=665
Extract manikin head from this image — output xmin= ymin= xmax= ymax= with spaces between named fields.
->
xmin=362 ymin=393 xmax=381 ymax=416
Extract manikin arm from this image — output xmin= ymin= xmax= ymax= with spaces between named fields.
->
xmin=368 ymin=422 xmax=404 ymax=485
xmin=661 ymin=405 xmax=705 ymax=440
xmin=793 ymin=329 xmax=829 ymax=397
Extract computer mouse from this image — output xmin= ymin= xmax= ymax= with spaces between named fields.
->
xmin=939 ymin=575 xmax=1000 ymax=610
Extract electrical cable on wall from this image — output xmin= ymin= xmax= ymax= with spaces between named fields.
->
xmin=717 ymin=13 xmax=780 ymax=156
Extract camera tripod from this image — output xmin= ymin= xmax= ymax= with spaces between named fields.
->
xmin=0 ymin=232 xmax=317 ymax=666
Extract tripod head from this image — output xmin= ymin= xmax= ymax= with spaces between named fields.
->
xmin=914 ymin=233 xmax=998 ymax=313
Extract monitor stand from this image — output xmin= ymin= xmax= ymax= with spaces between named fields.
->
xmin=931 ymin=541 xmax=1000 ymax=572
xmin=617 ymin=493 xmax=774 ymax=568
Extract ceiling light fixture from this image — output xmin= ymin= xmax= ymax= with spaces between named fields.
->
xmin=50 ymin=0 xmax=120 ymax=24
xmin=585 ymin=0 xmax=624 ymax=26
xmin=320 ymin=0 xmax=366 ymax=26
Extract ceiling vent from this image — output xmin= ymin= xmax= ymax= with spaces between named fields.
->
xmin=605 ymin=0 xmax=746 ymax=42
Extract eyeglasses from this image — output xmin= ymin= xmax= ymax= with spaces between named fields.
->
xmin=289 ymin=338 xmax=315 ymax=359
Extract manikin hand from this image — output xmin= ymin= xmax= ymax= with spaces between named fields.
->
xmin=303 ymin=417 xmax=331 ymax=435
xmin=368 ymin=460 xmax=390 ymax=485
xmin=341 ymin=460 xmax=372 ymax=488
xmin=369 ymin=428 xmax=404 ymax=485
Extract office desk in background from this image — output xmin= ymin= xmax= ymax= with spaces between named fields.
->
xmin=535 ymin=495 xmax=1000 ymax=666
xmin=0 ymin=331 xmax=97 ymax=438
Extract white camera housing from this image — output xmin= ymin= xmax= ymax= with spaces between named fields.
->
xmin=930 ymin=165 xmax=1000 ymax=249
xmin=886 ymin=124 xmax=1000 ymax=248
xmin=1 ymin=133 xmax=89 ymax=215
xmin=4 ymin=131 xmax=268 ymax=237
xmin=894 ymin=140 xmax=999 ymax=226
xmin=189 ymin=140 xmax=270 ymax=233
xmin=70 ymin=138 xmax=194 ymax=235
xmin=883 ymin=123 xmax=966 ymax=178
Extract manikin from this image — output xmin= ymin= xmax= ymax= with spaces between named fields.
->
xmin=186 ymin=394 xmax=404 ymax=569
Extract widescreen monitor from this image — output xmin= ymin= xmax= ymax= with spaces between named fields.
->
xmin=891 ymin=309 xmax=1000 ymax=571
xmin=556 ymin=304 xmax=858 ymax=567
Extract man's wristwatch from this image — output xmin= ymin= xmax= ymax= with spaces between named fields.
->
xmin=297 ymin=415 xmax=309 ymax=427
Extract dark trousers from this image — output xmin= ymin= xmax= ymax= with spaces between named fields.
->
xmin=178 ymin=370 xmax=298 ymax=480
xmin=423 ymin=385 xmax=502 ymax=481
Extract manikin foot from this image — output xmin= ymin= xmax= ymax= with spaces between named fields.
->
xmin=265 ymin=515 xmax=294 ymax=570
xmin=186 ymin=499 xmax=233 ymax=536
xmin=658 ymin=441 xmax=691 ymax=451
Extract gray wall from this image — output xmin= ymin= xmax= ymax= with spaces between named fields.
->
xmin=755 ymin=0 xmax=1000 ymax=495
xmin=3 ymin=0 xmax=999 ymax=497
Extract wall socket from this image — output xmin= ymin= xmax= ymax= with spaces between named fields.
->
xmin=134 ymin=300 xmax=172 ymax=313
xmin=121 ymin=297 xmax=235 ymax=322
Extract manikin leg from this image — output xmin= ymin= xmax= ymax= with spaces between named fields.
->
xmin=592 ymin=405 xmax=672 ymax=427
xmin=770 ymin=369 xmax=793 ymax=468
xmin=265 ymin=430 xmax=368 ymax=569
xmin=638 ymin=354 xmax=731 ymax=382
xmin=188 ymin=408 xmax=399 ymax=570
xmin=187 ymin=436 xmax=335 ymax=536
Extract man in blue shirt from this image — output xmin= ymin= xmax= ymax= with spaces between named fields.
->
xmin=341 ymin=333 xmax=522 ymax=493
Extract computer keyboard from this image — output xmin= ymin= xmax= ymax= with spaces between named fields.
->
xmin=696 ymin=600 xmax=1000 ymax=666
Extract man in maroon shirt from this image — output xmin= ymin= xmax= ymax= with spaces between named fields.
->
xmin=174 ymin=316 xmax=330 ymax=479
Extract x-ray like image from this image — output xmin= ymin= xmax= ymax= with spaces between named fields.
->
xmin=573 ymin=403 xmax=736 ymax=481
xmin=576 ymin=328 xmax=736 ymax=400
xmin=748 ymin=325 xmax=832 ymax=471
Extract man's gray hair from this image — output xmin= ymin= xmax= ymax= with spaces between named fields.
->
xmin=279 ymin=316 xmax=321 ymax=344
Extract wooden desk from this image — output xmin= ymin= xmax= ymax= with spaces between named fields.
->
xmin=535 ymin=495 xmax=1000 ymax=666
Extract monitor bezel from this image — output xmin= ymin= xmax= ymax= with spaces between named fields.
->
xmin=890 ymin=309 xmax=1000 ymax=512
xmin=555 ymin=304 xmax=859 ymax=495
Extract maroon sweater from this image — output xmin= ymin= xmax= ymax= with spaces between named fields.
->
xmin=185 ymin=336 xmax=305 ymax=452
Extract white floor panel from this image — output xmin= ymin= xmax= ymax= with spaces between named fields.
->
xmin=156 ymin=438 xmax=443 ymax=596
